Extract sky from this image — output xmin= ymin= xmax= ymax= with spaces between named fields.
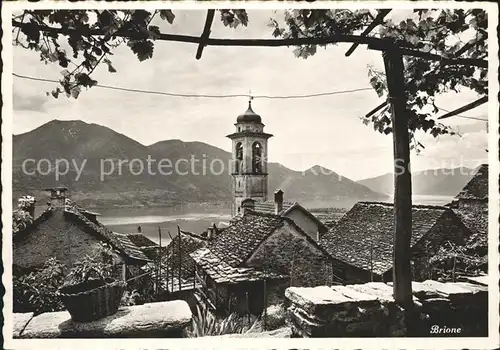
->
xmin=12 ymin=9 xmax=489 ymax=180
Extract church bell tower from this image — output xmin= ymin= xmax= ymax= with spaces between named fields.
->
xmin=227 ymin=100 xmax=273 ymax=216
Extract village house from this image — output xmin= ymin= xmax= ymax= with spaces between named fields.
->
xmin=319 ymin=201 xmax=474 ymax=283
xmin=190 ymin=198 xmax=340 ymax=316
xmin=13 ymin=187 xmax=150 ymax=279
xmin=251 ymin=189 xmax=328 ymax=241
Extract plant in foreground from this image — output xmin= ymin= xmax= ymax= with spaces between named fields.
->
xmin=187 ymin=304 xmax=262 ymax=337
xmin=13 ymin=258 xmax=66 ymax=315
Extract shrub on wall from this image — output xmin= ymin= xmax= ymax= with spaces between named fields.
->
xmin=264 ymin=304 xmax=286 ymax=330
xmin=12 ymin=209 xmax=33 ymax=233
xmin=64 ymin=243 xmax=117 ymax=285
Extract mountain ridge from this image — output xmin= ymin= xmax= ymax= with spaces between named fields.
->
xmin=13 ymin=120 xmax=386 ymax=208
xmin=357 ymin=166 xmax=476 ymax=196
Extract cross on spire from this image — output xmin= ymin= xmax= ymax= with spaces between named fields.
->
xmin=248 ymin=89 xmax=253 ymax=106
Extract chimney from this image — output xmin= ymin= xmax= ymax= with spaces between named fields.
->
xmin=45 ymin=187 xmax=68 ymax=209
xmin=274 ymin=189 xmax=284 ymax=214
xmin=137 ymin=226 xmax=142 ymax=233
xmin=18 ymin=196 xmax=36 ymax=219
xmin=207 ymin=227 xmax=214 ymax=240
xmin=206 ymin=223 xmax=218 ymax=240
xmin=241 ymin=198 xmax=255 ymax=215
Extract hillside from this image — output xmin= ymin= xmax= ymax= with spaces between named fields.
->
xmin=357 ymin=167 xmax=475 ymax=196
xmin=13 ymin=120 xmax=386 ymax=208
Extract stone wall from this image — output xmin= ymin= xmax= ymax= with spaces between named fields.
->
xmin=13 ymin=300 xmax=192 ymax=338
xmin=285 ymin=209 xmax=320 ymax=241
xmin=285 ymin=278 xmax=488 ymax=337
xmin=247 ymin=221 xmax=336 ymax=287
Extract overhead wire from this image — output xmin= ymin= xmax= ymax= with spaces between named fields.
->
xmin=13 ymin=72 xmax=490 ymax=122
xmin=12 ymin=72 xmax=373 ymax=100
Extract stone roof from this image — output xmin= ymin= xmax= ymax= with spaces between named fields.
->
xmin=319 ymin=202 xmax=452 ymax=275
xmin=191 ymin=247 xmax=286 ymax=284
xmin=125 ymin=233 xmax=158 ymax=247
xmin=206 ymin=211 xmax=285 ymax=267
xmin=191 ymin=211 xmax=333 ymax=284
xmin=14 ymin=199 xmax=150 ymax=264
xmin=161 ymin=233 xmax=207 ymax=280
xmin=253 ymin=201 xmax=328 ymax=233
xmin=456 ymin=164 xmax=488 ymax=201
xmin=111 ymin=233 xmax=152 ymax=263
xmin=453 ymin=207 xmax=488 ymax=254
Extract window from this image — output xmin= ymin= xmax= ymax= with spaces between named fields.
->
xmin=235 ymin=142 xmax=243 ymax=173
xmin=252 ymin=142 xmax=262 ymax=173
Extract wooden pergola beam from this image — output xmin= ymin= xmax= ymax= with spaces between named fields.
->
xmin=345 ymin=9 xmax=392 ymax=57
xmin=454 ymin=33 xmax=488 ymax=58
xmin=437 ymin=96 xmax=488 ymax=120
xmin=195 ymin=9 xmax=215 ymax=60
xmin=365 ymin=100 xmax=388 ymax=118
xmin=12 ymin=20 xmax=488 ymax=68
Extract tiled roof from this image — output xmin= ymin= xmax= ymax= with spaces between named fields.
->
xmin=191 ymin=247 xmax=286 ymax=284
xmin=319 ymin=202 xmax=450 ymax=275
xmin=456 ymin=164 xmax=488 ymax=201
xmin=207 ymin=211 xmax=285 ymax=267
xmin=125 ymin=233 xmax=158 ymax=247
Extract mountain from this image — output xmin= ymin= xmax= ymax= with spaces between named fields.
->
xmin=13 ymin=120 xmax=386 ymax=208
xmin=357 ymin=167 xmax=475 ymax=196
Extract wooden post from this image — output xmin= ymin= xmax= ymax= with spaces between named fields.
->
xmin=158 ymin=226 xmax=162 ymax=294
xmin=193 ymin=267 xmax=196 ymax=290
xmin=370 ymin=245 xmax=374 ymax=282
xmin=167 ymin=230 xmax=175 ymax=293
xmin=177 ymin=225 xmax=182 ymax=292
xmin=122 ymin=263 xmax=127 ymax=282
xmin=263 ymin=279 xmax=267 ymax=330
xmin=382 ymin=43 xmax=413 ymax=306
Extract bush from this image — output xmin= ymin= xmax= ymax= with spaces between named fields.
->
xmin=12 ymin=209 xmax=33 ymax=233
xmin=264 ymin=304 xmax=286 ymax=330
xmin=120 ymin=289 xmax=141 ymax=306
xmin=13 ymin=258 xmax=66 ymax=315
xmin=13 ymin=244 xmax=123 ymax=315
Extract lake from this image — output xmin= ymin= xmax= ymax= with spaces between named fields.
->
xmin=97 ymin=195 xmax=454 ymax=245
xmin=99 ymin=206 xmax=232 ymax=244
